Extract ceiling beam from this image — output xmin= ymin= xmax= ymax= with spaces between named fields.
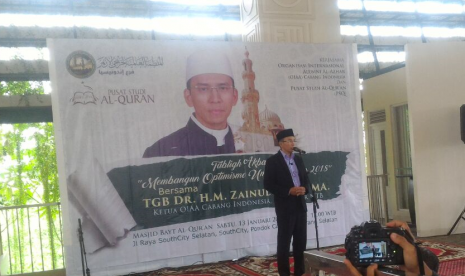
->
xmin=360 ymin=62 xmax=406 ymax=80
xmin=0 ymin=95 xmax=52 ymax=123
xmin=0 ymin=0 xmax=241 ymax=20
xmin=0 ymin=60 xmax=49 ymax=81
xmin=340 ymin=10 xmax=465 ymax=28
xmin=357 ymin=44 xmax=405 ymax=52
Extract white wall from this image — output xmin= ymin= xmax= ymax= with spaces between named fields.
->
xmin=362 ymin=68 xmax=411 ymax=221
xmin=406 ymin=42 xmax=465 ymax=237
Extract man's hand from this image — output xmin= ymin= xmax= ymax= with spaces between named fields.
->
xmin=344 ymin=259 xmax=377 ymax=276
xmin=387 ymin=221 xmax=433 ymax=276
xmin=386 ymin=220 xmax=415 ymax=242
xmin=289 ymin=187 xmax=306 ymax=196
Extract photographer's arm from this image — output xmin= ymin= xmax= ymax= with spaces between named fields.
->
xmin=344 ymin=259 xmax=378 ymax=276
xmin=389 ymin=233 xmax=433 ymax=276
xmin=386 ymin=220 xmax=415 ymax=242
xmin=345 ymin=255 xmax=434 ymax=276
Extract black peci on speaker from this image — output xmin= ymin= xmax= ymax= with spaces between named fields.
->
xmin=461 ymin=105 xmax=465 ymax=143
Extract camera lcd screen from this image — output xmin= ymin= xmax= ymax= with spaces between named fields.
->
xmin=358 ymin=241 xmax=387 ymax=259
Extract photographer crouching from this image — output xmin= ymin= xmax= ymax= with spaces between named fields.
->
xmin=344 ymin=220 xmax=439 ymax=276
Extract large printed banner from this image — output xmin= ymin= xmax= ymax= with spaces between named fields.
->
xmin=48 ymin=39 xmax=367 ymax=276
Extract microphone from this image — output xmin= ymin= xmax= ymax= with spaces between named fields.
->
xmin=293 ymin=147 xmax=306 ymax=154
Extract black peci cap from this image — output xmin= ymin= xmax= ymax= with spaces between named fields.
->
xmin=276 ymin=129 xmax=294 ymax=142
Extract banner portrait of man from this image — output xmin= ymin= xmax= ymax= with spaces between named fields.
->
xmin=143 ymin=50 xmax=239 ymax=157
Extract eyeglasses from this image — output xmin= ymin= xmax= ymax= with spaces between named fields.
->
xmin=281 ymin=139 xmax=297 ymax=143
xmin=192 ymin=85 xmax=234 ymax=94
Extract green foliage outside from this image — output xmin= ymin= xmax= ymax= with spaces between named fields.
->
xmin=0 ymin=81 xmax=64 ymax=274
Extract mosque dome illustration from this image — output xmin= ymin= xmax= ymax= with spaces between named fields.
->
xmin=260 ymin=106 xmax=284 ymax=130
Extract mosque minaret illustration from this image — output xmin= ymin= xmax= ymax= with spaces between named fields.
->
xmin=238 ymin=48 xmax=285 ymax=152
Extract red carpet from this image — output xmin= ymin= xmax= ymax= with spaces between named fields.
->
xmin=128 ymin=240 xmax=465 ymax=276
xmin=323 ymin=240 xmax=465 ymax=276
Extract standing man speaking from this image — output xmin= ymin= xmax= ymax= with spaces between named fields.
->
xmin=264 ymin=129 xmax=311 ymax=276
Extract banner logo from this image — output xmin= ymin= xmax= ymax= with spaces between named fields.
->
xmin=66 ymin=51 xmax=96 ymax=79
xmin=70 ymin=84 xmax=98 ymax=105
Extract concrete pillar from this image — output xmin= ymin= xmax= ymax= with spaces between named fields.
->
xmin=240 ymin=0 xmax=341 ymax=43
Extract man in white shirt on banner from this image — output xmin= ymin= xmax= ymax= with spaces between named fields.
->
xmin=143 ymin=50 xmax=239 ymax=158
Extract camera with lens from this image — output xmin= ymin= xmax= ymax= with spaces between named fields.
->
xmin=345 ymin=220 xmax=414 ymax=266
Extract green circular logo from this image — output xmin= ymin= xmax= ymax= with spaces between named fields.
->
xmin=66 ymin=51 xmax=96 ymax=79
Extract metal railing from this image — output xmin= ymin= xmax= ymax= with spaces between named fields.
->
xmin=367 ymin=175 xmax=389 ymax=225
xmin=396 ymin=167 xmax=415 ymax=224
xmin=0 ymin=202 xmax=64 ymax=275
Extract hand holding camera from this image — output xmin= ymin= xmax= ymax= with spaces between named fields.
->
xmin=344 ymin=220 xmax=436 ymax=276
xmin=345 ymin=220 xmax=414 ymax=266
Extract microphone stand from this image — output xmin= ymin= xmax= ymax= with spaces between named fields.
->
xmin=309 ymin=177 xmax=320 ymax=250
xmin=296 ymin=149 xmax=321 ymax=250
xmin=78 ymin=219 xmax=91 ymax=276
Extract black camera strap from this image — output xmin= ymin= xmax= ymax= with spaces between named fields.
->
xmin=414 ymin=243 xmax=425 ymax=275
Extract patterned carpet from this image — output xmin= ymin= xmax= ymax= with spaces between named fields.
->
xmin=127 ymin=240 xmax=465 ymax=276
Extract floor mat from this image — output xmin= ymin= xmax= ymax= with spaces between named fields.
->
xmin=127 ymin=240 xmax=465 ymax=276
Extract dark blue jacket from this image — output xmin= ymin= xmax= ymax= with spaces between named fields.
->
xmin=263 ymin=151 xmax=310 ymax=215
